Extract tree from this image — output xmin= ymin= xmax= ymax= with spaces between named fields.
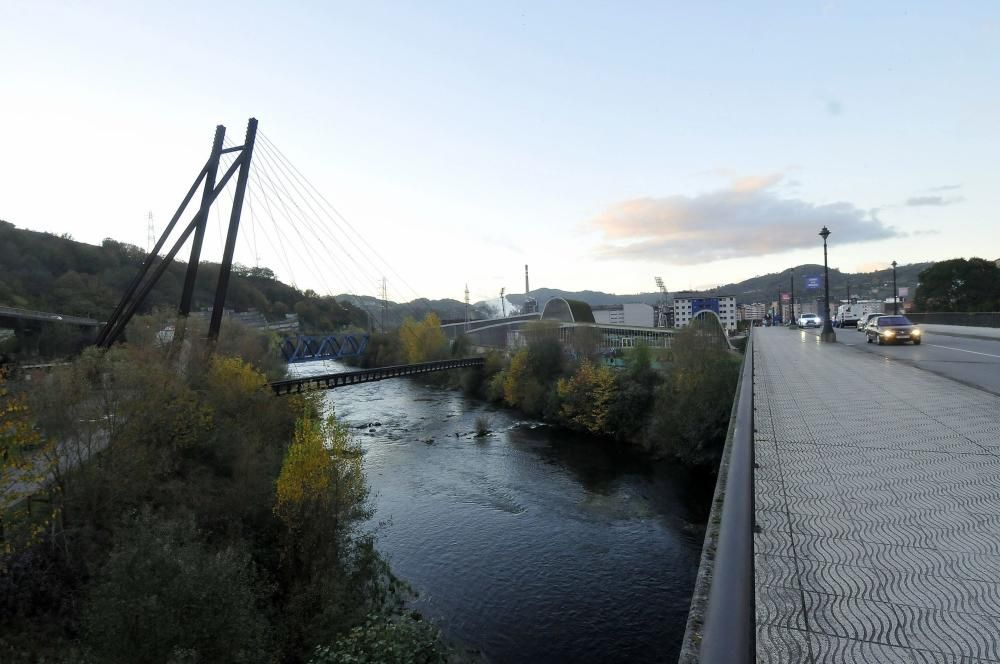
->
xmin=606 ymin=344 xmax=662 ymax=442
xmin=556 ymin=360 xmax=616 ymax=434
xmin=398 ymin=313 xmax=448 ymax=364
xmin=0 ymin=371 xmax=59 ymax=558
xmin=914 ymin=258 xmax=1000 ymax=312
xmin=646 ymin=328 xmax=740 ymax=464
xmin=275 ymin=409 xmax=402 ymax=656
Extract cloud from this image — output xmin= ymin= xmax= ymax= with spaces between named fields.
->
xmin=825 ymin=99 xmax=844 ymax=116
xmin=592 ymin=179 xmax=900 ymax=264
xmin=928 ymin=184 xmax=962 ymax=192
xmin=905 ymin=195 xmax=963 ymax=207
xmin=731 ymin=172 xmax=784 ymax=193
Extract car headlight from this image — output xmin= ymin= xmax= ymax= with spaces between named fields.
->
xmin=884 ymin=330 xmax=895 ymax=337
xmin=912 ymin=329 xmax=921 ymax=336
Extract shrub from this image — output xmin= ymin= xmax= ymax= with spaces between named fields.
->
xmin=82 ymin=510 xmax=272 ymax=663
xmin=310 ymin=613 xmax=447 ymax=664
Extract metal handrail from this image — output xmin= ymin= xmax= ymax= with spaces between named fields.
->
xmin=699 ymin=330 xmax=755 ymax=662
xmin=269 ymin=357 xmax=485 ymax=395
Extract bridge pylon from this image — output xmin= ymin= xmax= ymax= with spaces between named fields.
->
xmin=96 ymin=118 xmax=258 ymax=349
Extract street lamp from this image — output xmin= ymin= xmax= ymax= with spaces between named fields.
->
xmin=789 ymin=268 xmax=796 ymax=327
xmin=819 ymin=226 xmax=836 ymax=342
xmin=891 ymin=260 xmax=898 ymax=314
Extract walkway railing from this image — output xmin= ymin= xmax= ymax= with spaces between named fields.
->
xmin=269 ymin=357 xmax=485 ymax=395
xmin=696 ymin=330 xmax=755 ymax=663
xmin=906 ymin=311 xmax=1000 ymax=328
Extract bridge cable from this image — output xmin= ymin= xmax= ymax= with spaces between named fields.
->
xmin=257 ymin=133 xmax=422 ymax=304
xmin=248 ymin=152 xmax=385 ymax=328
xmin=249 ymin=146 xmax=387 ymax=326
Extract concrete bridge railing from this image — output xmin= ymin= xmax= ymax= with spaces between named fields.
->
xmin=679 ymin=331 xmax=754 ymax=663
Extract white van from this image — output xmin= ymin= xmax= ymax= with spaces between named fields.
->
xmin=835 ymin=301 xmax=882 ymax=328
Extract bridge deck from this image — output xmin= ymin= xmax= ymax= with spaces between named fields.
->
xmin=269 ymin=357 xmax=484 ymax=395
xmin=753 ymin=328 xmax=1000 ymax=662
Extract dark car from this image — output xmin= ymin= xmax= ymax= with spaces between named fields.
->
xmin=866 ymin=315 xmax=922 ymax=345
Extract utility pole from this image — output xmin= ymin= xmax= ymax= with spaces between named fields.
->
xmin=464 ymin=283 xmax=470 ymax=331
xmin=500 ymin=287 xmax=506 ymax=317
xmin=380 ymin=277 xmax=388 ymax=333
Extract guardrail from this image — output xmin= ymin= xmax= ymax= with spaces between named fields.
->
xmin=269 ymin=357 xmax=485 ymax=395
xmin=680 ymin=330 xmax=755 ymax=663
xmin=906 ymin=312 xmax=1000 ymax=328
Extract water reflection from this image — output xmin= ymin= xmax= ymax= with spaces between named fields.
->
xmin=289 ymin=362 xmax=710 ymax=663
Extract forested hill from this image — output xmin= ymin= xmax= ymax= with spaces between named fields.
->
xmin=497 ymin=262 xmax=935 ymax=310
xmin=698 ymin=262 xmax=935 ymax=305
xmin=0 ymin=220 xmax=479 ymax=332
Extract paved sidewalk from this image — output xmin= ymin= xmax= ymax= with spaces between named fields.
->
xmin=753 ymin=327 xmax=1000 ymax=663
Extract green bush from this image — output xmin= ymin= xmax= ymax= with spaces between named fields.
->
xmin=82 ymin=510 xmax=272 ymax=664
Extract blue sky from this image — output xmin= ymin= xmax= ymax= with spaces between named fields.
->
xmin=1 ymin=1 xmax=998 ymax=303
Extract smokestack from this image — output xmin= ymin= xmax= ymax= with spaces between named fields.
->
xmin=525 ymin=264 xmax=529 ymax=295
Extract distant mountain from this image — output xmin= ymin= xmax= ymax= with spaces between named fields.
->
xmin=334 ymin=294 xmax=492 ymax=327
xmin=479 ymin=262 xmax=936 ymax=313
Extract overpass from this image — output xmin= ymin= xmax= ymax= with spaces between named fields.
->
xmin=683 ymin=325 xmax=1000 ymax=662
xmin=0 ymin=305 xmax=101 ymax=327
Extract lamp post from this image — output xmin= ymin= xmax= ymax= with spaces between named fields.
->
xmin=819 ymin=226 xmax=836 ymax=342
xmin=790 ymin=268 xmax=796 ymax=326
xmin=891 ymin=260 xmax=898 ymax=314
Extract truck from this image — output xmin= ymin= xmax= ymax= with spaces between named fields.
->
xmin=834 ymin=301 xmax=883 ymax=328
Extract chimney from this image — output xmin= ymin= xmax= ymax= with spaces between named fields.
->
xmin=525 ymin=264 xmax=530 ymax=295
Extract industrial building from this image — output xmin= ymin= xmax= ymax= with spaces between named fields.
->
xmin=591 ymin=303 xmax=655 ymax=327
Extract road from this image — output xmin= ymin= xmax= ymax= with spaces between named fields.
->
xmin=802 ymin=326 xmax=1000 ymax=395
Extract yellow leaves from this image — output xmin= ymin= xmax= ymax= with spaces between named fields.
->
xmin=276 ymin=417 xmax=332 ymax=514
xmin=274 ymin=413 xmax=367 ymax=531
xmin=556 ymin=359 xmax=616 ymax=434
xmin=399 ymin=313 xmax=449 ymax=364
xmin=502 ymin=350 xmax=529 ymax=407
xmin=208 ymin=355 xmax=267 ymax=394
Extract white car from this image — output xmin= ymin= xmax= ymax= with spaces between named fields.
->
xmin=797 ymin=314 xmax=822 ymax=328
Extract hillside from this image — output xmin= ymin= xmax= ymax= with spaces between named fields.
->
xmin=0 ymin=220 xmax=485 ymax=333
xmin=489 ymin=262 xmax=935 ymax=312
xmin=699 ymin=262 xmax=934 ymax=306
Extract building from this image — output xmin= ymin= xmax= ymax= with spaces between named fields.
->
xmin=592 ymin=303 xmax=655 ymax=327
xmin=673 ymin=295 xmax=737 ymax=331
xmin=738 ymin=302 xmax=767 ymax=322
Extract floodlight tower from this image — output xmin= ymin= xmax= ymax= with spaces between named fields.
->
xmin=655 ymin=276 xmax=668 ymax=327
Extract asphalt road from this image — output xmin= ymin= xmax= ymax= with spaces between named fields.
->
xmin=805 ymin=326 xmax=1000 ymax=395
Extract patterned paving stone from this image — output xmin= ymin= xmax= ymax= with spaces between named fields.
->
xmin=757 ymin=624 xmax=812 ymax=664
xmin=753 ymin=328 xmax=1000 ymax=662
xmin=809 ymin=632 xmax=913 ymax=663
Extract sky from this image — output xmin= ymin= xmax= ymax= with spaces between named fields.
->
xmin=1 ymin=1 xmax=998 ymax=305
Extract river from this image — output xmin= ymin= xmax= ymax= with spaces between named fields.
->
xmin=291 ymin=361 xmax=711 ymax=663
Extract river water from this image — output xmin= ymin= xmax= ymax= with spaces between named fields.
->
xmin=291 ymin=361 xmax=711 ymax=663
